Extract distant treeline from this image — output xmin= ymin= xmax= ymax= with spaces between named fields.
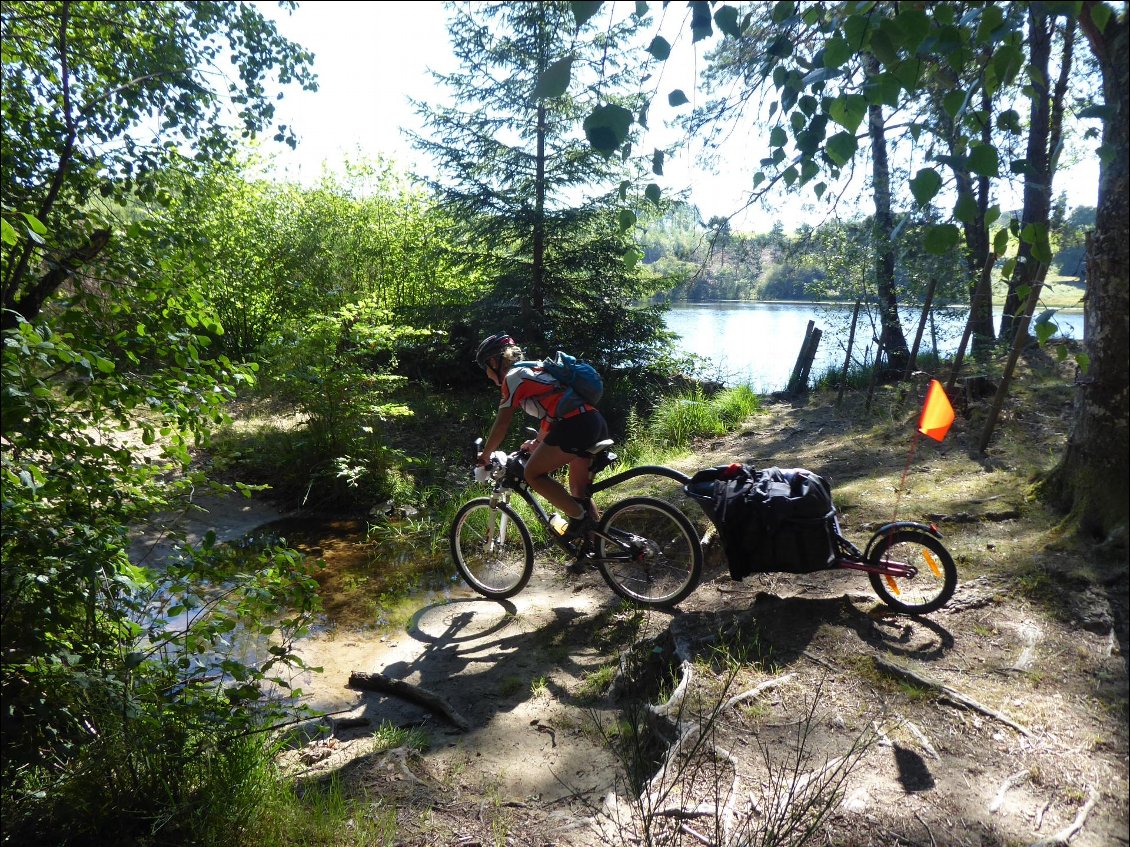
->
xmin=639 ymin=199 xmax=1093 ymax=304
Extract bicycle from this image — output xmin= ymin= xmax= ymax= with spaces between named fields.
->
xmin=449 ymin=436 xmax=703 ymax=608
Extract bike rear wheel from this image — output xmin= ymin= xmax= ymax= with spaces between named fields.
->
xmin=596 ymin=496 xmax=702 ymax=608
xmin=867 ymin=529 xmax=957 ymax=614
xmin=450 ymin=498 xmax=534 ymax=600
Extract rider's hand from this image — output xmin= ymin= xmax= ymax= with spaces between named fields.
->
xmin=476 ymin=451 xmax=490 ymax=468
xmin=521 ymin=438 xmax=539 ymax=453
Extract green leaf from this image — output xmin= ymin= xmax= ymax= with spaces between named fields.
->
xmin=1077 ymin=103 xmax=1114 ymax=120
xmin=954 ymin=192 xmax=978 ymax=224
xmin=924 ymin=223 xmax=961 ymax=255
xmin=909 ymin=168 xmax=943 ymax=206
xmin=690 ymin=0 xmax=713 ymax=42
xmin=652 ymin=149 xmax=664 ymax=175
xmin=771 ymin=0 xmax=795 ymax=23
xmin=619 ymin=180 xmax=630 ymax=201
xmin=864 ymin=72 xmax=902 ymax=108
xmin=618 ymin=209 xmax=637 ymax=234
xmin=668 ymin=89 xmax=689 ymax=107
xmin=828 ymin=94 xmax=866 ymax=132
xmin=647 ymin=36 xmax=671 ymax=61
xmin=635 ymin=1 xmax=648 ymax=15
xmin=894 ymin=59 xmax=922 ymax=91
xmin=825 ymin=131 xmax=857 ymax=166
xmin=0 ymin=218 xmax=17 ymax=246
xmin=1033 ymin=310 xmax=1058 ymax=345
xmin=942 ymin=89 xmax=966 ymax=118
xmin=714 ymin=5 xmax=741 ymax=37
xmin=571 ymin=1 xmax=602 ymax=28
xmin=768 ymin=35 xmax=793 ymax=59
xmin=869 ymin=28 xmax=897 ymax=66
xmin=992 ymin=45 xmax=1023 ymax=87
xmin=20 ymin=212 xmax=47 ymax=235
xmin=622 ymin=246 xmax=644 ymax=269
xmin=824 ymin=36 xmax=853 ymax=69
xmin=814 ymin=181 xmax=827 ymax=199
xmin=968 ymin=143 xmax=999 ymax=177
xmin=997 ymin=108 xmax=1022 ymax=133
xmin=644 ymin=182 xmax=662 ymax=206
xmin=534 ymin=56 xmax=574 ymax=99
xmin=1091 ymin=3 xmax=1112 ymax=33
xmin=769 ymin=126 xmax=787 ymax=147
xmin=1074 ymin=351 xmax=1091 ymax=375
xmin=783 ymin=166 xmax=798 ymax=186
xmin=583 ymin=104 xmax=633 ymax=156
xmin=896 ymin=8 xmax=930 ymax=52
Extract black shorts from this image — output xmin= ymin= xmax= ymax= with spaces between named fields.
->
xmin=543 ymin=410 xmax=611 ymax=455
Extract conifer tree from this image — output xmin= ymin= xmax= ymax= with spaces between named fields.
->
xmin=411 ymin=1 xmax=670 ymax=367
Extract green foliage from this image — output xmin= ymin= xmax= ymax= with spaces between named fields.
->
xmin=412 ymin=1 xmax=672 ymax=370
xmin=2 ymin=312 xmax=321 ymax=846
xmin=1 ymin=0 xmax=317 ymax=326
xmin=641 ymin=385 xmax=760 ymax=453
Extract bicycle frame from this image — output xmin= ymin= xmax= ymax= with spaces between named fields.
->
xmin=482 ymin=455 xmax=655 ymax=567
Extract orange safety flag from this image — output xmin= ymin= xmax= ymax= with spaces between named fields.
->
xmin=918 ymin=379 xmax=955 ymax=442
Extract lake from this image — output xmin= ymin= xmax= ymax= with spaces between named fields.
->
xmin=662 ymin=301 xmax=1086 ymax=392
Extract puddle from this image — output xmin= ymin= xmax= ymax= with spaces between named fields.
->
xmin=246 ymin=515 xmax=457 ymax=632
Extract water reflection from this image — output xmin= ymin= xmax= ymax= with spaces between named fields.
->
xmin=663 ymin=301 xmax=1086 ymax=391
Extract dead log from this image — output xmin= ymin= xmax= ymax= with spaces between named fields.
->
xmin=348 ymin=671 xmax=470 ymax=731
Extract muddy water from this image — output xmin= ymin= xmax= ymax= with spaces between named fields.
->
xmin=249 ymin=515 xmax=457 ymax=631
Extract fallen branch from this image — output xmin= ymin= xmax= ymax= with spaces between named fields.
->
xmin=1028 ymin=788 xmax=1098 ymax=847
xmin=872 ymin=656 xmax=1032 ymax=737
xmin=348 ymin=671 xmax=469 ymax=731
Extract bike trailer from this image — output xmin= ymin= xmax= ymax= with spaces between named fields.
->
xmin=685 ymin=463 xmax=838 ymax=580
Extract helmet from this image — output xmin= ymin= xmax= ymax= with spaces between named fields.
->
xmin=474 ymin=333 xmax=515 ymax=370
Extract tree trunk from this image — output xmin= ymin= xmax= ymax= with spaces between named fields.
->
xmin=864 ymin=55 xmax=909 ymax=374
xmin=1041 ymin=4 xmax=1129 ymax=543
xmin=1000 ymin=6 xmax=1055 ymax=342
xmin=936 ymin=79 xmax=996 ymax=350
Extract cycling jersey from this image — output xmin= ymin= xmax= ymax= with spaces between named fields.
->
xmin=500 ymin=364 xmax=592 ymax=437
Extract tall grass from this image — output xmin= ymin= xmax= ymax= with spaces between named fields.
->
xmin=621 ymin=385 xmax=760 ymax=465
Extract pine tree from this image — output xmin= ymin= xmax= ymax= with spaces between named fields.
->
xmin=411 ymin=1 xmax=670 ymax=367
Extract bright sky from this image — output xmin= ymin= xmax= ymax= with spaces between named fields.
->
xmin=255 ymin=1 xmax=1100 ymax=234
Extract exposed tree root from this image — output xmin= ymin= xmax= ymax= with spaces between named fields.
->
xmin=1028 ymin=788 xmax=1098 ymax=847
xmin=872 ymin=655 xmax=1032 ymax=736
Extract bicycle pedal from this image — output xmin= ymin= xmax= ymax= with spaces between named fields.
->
xmin=565 ymin=560 xmax=586 ymax=575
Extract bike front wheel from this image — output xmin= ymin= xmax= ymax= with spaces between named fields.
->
xmin=867 ymin=530 xmax=957 ymax=614
xmin=450 ymin=498 xmax=534 ymax=600
xmin=596 ymin=496 xmax=702 ymax=608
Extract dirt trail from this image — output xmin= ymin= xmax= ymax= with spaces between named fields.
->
xmin=175 ymin=374 xmax=1129 ymax=846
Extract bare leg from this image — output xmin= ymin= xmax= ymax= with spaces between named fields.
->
xmin=567 ymin=456 xmax=598 ymax=520
xmin=524 ymin=442 xmax=584 ymax=518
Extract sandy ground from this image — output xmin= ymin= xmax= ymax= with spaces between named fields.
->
xmin=136 ymin=374 xmax=1129 ymax=846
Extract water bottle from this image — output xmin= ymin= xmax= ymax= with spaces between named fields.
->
xmin=549 ymin=513 xmax=569 ymax=536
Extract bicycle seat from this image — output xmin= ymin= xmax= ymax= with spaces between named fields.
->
xmin=584 ymin=438 xmax=615 ymax=455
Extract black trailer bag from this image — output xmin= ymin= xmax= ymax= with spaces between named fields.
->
xmin=686 ymin=464 xmax=837 ymax=580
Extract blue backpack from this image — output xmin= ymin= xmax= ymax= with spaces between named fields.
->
xmin=535 ymin=351 xmax=604 ymax=406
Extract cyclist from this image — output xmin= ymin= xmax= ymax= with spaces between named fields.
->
xmin=474 ymin=332 xmax=608 ymax=540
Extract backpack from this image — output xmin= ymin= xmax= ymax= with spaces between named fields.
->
xmin=535 ymin=351 xmax=604 ymax=406
xmin=687 ymin=463 xmax=837 ymax=580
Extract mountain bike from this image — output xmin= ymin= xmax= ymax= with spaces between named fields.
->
xmin=449 ymin=437 xmax=703 ymax=608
